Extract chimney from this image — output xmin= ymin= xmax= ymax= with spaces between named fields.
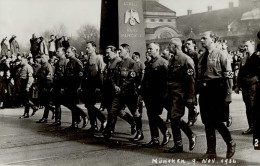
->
xmin=229 ymin=2 xmax=234 ymax=8
xmin=187 ymin=10 xmax=192 ymax=15
xmin=208 ymin=6 xmax=212 ymax=12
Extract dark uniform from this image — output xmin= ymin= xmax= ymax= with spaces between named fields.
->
xmin=104 ymin=57 xmax=142 ymax=139
xmin=198 ymin=48 xmax=235 ymax=158
xmin=64 ymin=56 xmax=86 ymax=128
xmin=102 ymin=56 xmax=136 ymax=135
xmin=134 ymin=60 xmax=145 ymax=115
xmin=141 ymin=56 xmax=168 ymax=144
xmin=30 ymin=38 xmax=39 ymax=59
xmin=237 ymin=52 xmax=260 ymax=134
xmin=19 ymin=62 xmax=34 ymax=118
xmin=250 ymin=50 xmax=260 ymax=150
xmin=36 ymin=61 xmax=54 ymax=122
xmin=51 ymin=56 xmax=68 ymax=125
xmin=186 ymin=51 xmax=200 ymax=126
xmin=82 ymin=54 xmax=106 ymax=132
xmin=164 ymin=51 xmax=196 ymax=153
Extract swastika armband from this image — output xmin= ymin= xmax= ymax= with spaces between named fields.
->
xmin=130 ymin=71 xmax=136 ymax=78
xmin=187 ymin=69 xmax=194 ymax=76
xmin=28 ymin=73 xmax=33 ymax=77
xmin=224 ymin=71 xmax=234 ymax=79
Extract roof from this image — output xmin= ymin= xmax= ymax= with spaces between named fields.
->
xmin=143 ymin=0 xmax=175 ymax=13
xmin=241 ymin=8 xmax=260 ymax=20
xmin=177 ymin=7 xmax=249 ymax=37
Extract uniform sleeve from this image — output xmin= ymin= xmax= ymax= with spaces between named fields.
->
xmin=97 ymin=55 xmax=105 ymax=73
xmin=220 ymin=52 xmax=233 ymax=94
xmin=27 ymin=65 xmax=34 ymax=89
xmin=185 ymin=57 xmax=196 ymax=101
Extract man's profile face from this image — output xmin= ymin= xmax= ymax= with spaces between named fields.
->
xmin=66 ymin=48 xmax=74 ymax=58
xmin=86 ymin=43 xmax=95 ymax=55
xmin=119 ymin=46 xmax=128 ymax=59
xmin=201 ymin=32 xmax=213 ymax=48
xmin=147 ymin=43 xmax=158 ymax=59
xmin=56 ymin=48 xmax=64 ymax=57
xmin=186 ymin=40 xmax=195 ymax=52
xmin=244 ymin=41 xmax=254 ymax=54
xmin=105 ymin=48 xmax=114 ymax=60
xmin=132 ymin=54 xmax=139 ymax=62
xmin=168 ymin=43 xmax=177 ymax=54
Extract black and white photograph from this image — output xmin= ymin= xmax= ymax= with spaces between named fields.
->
xmin=0 ymin=0 xmax=260 ymax=165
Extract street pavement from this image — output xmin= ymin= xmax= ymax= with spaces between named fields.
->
xmin=0 ymin=93 xmax=260 ymax=166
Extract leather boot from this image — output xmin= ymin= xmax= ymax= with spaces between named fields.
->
xmin=180 ymin=120 xmax=196 ymax=151
xmin=82 ymin=116 xmax=89 ymax=128
xmin=133 ymin=117 xmax=143 ymax=141
xmin=165 ymin=119 xmax=183 ymax=152
xmin=103 ymin=117 xmax=116 ymax=139
xmin=226 ymin=140 xmax=236 ymax=159
xmin=133 ymin=130 xmax=144 ymax=141
xmin=36 ymin=118 xmax=47 ymax=123
xmin=99 ymin=120 xmax=107 ymax=132
xmin=122 ymin=113 xmax=136 ymax=135
xmin=86 ymin=120 xmax=98 ymax=133
xmin=65 ymin=122 xmax=78 ymax=130
xmin=164 ymin=143 xmax=183 ymax=153
xmin=161 ymin=130 xmax=171 ymax=146
xmin=142 ymin=137 xmax=160 ymax=147
xmin=198 ymin=125 xmax=217 ymax=161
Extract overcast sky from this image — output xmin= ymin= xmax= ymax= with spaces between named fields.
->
xmin=0 ymin=0 xmax=238 ymax=47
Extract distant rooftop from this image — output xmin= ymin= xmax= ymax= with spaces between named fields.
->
xmin=143 ymin=0 xmax=175 ymax=13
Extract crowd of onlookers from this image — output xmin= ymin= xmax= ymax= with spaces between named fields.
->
xmin=0 ymin=34 xmax=72 ymax=108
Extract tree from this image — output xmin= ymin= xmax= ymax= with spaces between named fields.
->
xmin=69 ymin=24 xmax=100 ymax=53
xmin=77 ymin=25 xmax=100 ymax=47
xmin=53 ymin=24 xmax=68 ymax=37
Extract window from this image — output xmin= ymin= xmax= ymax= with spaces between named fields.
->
xmin=168 ymin=19 xmax=172 ymax=22
xmin=151 ymin=19 xmax=155 ymax=22
xmin=159 ymin=19 xmax=163 ymax=22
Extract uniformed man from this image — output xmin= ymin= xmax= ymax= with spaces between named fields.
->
xmin=185 ymin=38 xmax=200 ymax=126
xmin=197 ymin=31 xmax=235 ymax=160
xmin=103 ymin=44 xmax=143 ymax=141
xmin=36 ymin=55 xmax=54 ymax=123
xmin=141 ymin=43 xmax=171 ymax=147
xmin=253 ymin=43 xmax=260 ymax=150
xmin=49 ymin=47 xmax=68 ymax=126
xmin=102 ymin=45 xmax=136 ymax=136
xmin=19 ymin=56 xmax=34 ymax=118
xmin=83 ymin=41 xmax=106 ymax=132
xmin=235 ymin=40 xmax=259 ymax=135
xmin=164 ymin=38 xmax=196 ymax=153
xmin=132 ymin=52 xmax=145 ymax=117
xmin=64 ymin=46 xmax=87 ymax=129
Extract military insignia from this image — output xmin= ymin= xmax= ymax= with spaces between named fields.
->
xmin=28 ymin=73 xmax=33 ymax=77
xmin=224 ymin=71 xmax=234 ymax=79
xmin=130 ymin=71 xmax=136 ymax=78
xmin=125 ymin=9 xmax=140 ymax=26
xmin=79 ymin=72 xmax=83 ymax=77
xmin=187 ymin=69 xmax=194 ymax=75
